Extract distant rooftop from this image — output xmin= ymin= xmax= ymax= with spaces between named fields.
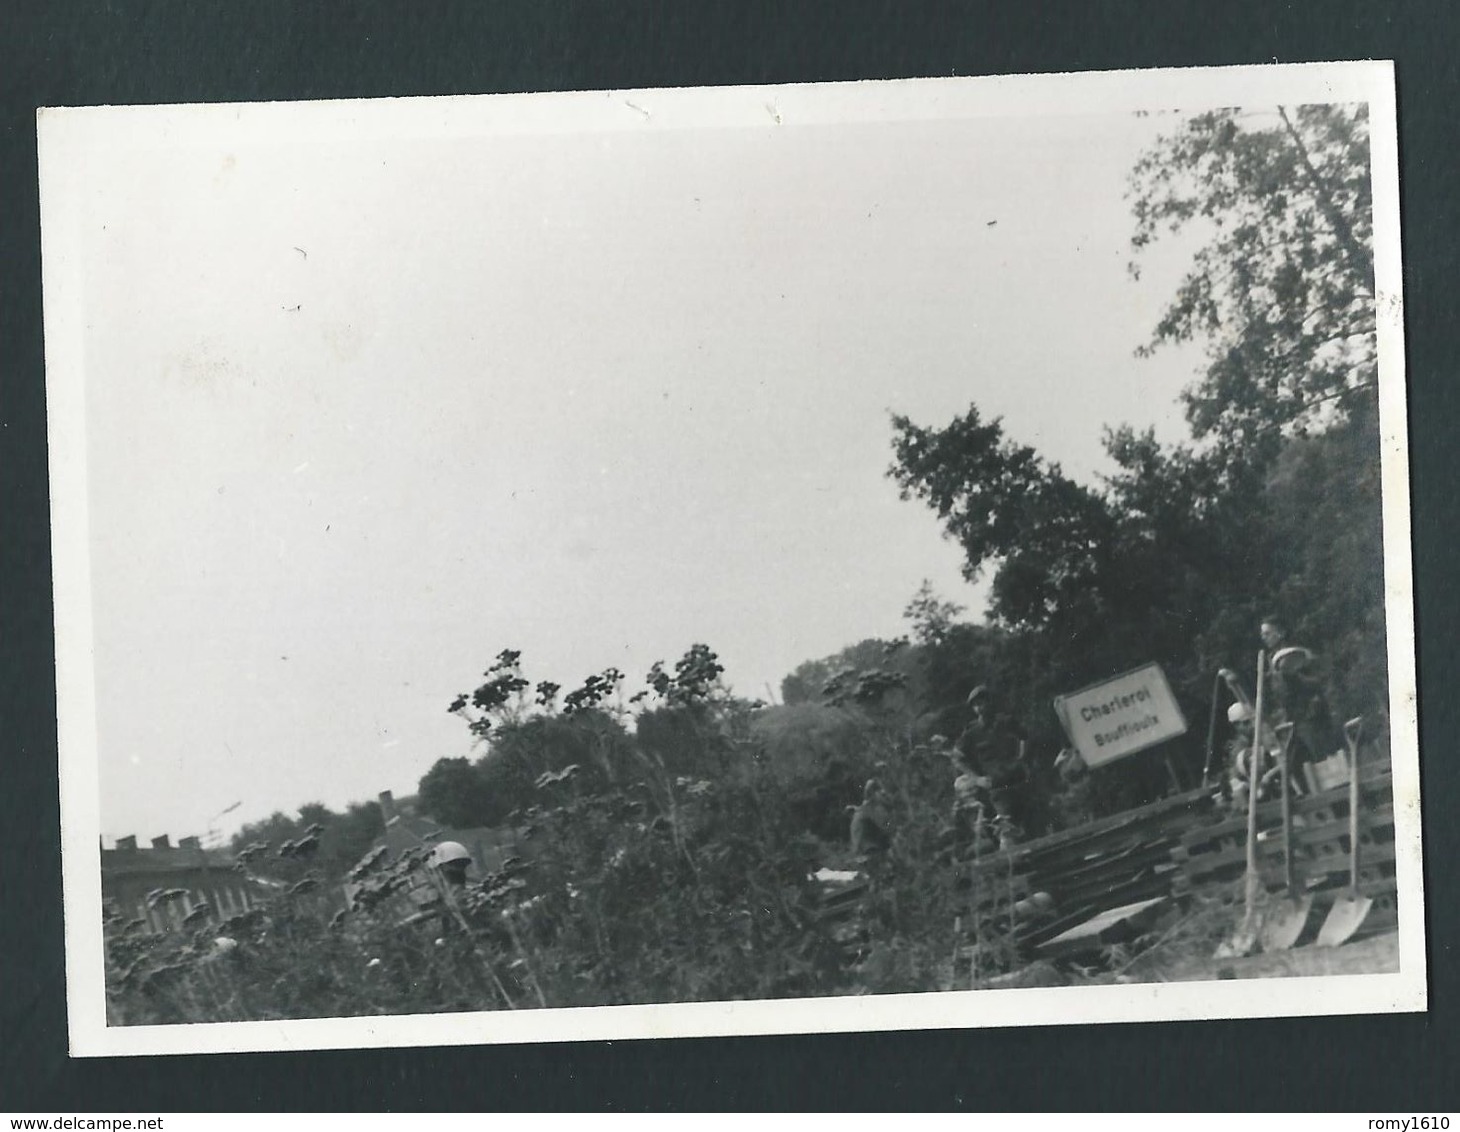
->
xmin=101 ymin=834 xmax=234 ymax=876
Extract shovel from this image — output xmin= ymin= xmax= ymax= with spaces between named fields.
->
xmin=1317 ymin=716 xmax=1373 ymax=947
xmin=1259 ymin=722 xmax=1316 ymax=952
xmin=1215 ymin=649 xmax=1268 ymax=960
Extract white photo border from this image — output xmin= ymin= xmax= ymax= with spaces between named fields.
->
xmin=40 ymin=59 xmax=1424 ymax=1058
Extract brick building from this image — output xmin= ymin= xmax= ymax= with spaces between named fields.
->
xmin=101 ymin=833 xmax=264 ymax=934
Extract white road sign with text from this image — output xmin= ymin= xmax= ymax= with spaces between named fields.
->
xmin=1054 ymin=663 xmax=1188 ymax=768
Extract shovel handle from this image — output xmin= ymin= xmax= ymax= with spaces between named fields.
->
xmin=1275 ymin=722 xmax=1296 ymax=894
xmin=1344 ymin=717 xmax=1364 ymax=894
xmin=1244 ymin=651 xmax=1266 ymax=915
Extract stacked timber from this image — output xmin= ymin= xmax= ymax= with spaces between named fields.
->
xmin=960 ymin=785 xmax=1221 ymax=949
xmin=1171 ymin=764 xmax=1396 ymax=938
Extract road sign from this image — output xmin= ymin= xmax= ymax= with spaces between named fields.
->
xmin=1054 ymin=662 xmax=1188 ymax=768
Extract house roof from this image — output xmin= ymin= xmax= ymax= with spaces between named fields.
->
xmin=101 ymin=845 xmax=235 ymax=877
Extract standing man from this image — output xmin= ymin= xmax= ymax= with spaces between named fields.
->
xmin=1259 ymin=616 xmax=1338 ymax=792
xmin=956 ymin=685 xmax=1030 ymax=847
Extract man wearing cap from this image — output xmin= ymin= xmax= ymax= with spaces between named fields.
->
xmin=1260 ymin=616 xmax=1338 ymax=791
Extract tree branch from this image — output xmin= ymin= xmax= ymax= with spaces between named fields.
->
xmin=1277 ymin=106 xmax=1374 ymax=300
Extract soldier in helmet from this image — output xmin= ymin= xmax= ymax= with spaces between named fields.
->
xmin=848 ymin=778 xmax=892 ymax=861
xmin=429 ymin=840 xmax=473 ymax=887
xmin=955 ymin=685 xmax=1030 ymax=847
xmin=399 ymin=840 xmax=475 ymax=929
xmin=1224 ymin=700 xmax=1280 ymax=810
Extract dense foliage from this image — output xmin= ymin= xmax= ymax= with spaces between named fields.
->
xmin=107 ymin=105 xmax=1390 ymax=1022
xmin=229 ymin=799 xmax=384 ymax=881
xmin=107 ymin=647 xmax=1038 ymax=1023
xmin=888 ymin=103 xmax=1385 ymax=800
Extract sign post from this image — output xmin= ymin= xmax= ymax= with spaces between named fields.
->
xmin=1053 ymin=662 xmax=1188 ymax=769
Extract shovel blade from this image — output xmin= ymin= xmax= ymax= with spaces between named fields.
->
xmin=1316 ymin=894 xmax=1373 ymax=947
xmin=1260 ymin=895 xmax=1316 ymax=953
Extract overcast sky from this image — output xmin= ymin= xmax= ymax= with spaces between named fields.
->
xmin=57 ymin=91 xmax=1215 ymax=844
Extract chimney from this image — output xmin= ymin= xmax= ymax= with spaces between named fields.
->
xmin=179 ymin=835 xmax=201 ymax=851
xmin=115 ymin=835 xmax=138 ymax=852
xmin=151 ymin=834 xmax=171 ymax=850
xmin=378 ymin=790 xmax=397 ymax=822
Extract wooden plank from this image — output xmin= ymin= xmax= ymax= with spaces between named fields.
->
xmin=1018 ymin=872 xmax=1177 ymax=948
xmin=1177 ymin=808 xmax=1393 ymax=870
xmin=816 ymin=771 xmax=1395 ymax=956
xmin=1040 ymin=837 xmax=1178 ymax=883
xmin=1035 ymin=897 xmax=1169 ymax=957
xmin=1176 ymin=840 xmax=1398 ymax=890
xmin=1180 ymin=788 xmax=1393 ymax=851
xmin=972 ymin=786 xmax=1219 ymax=873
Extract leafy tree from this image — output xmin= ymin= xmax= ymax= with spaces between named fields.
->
xmin=1125 ymin=101 xmax=1383 ymax=722
xmin=902 ymin=580 xmax=963 ymax=647
xmin=888 ymin=407 xmax=1118 ymax=633
xmin=230 ymin=810 xmax=301 ymax=853
xmin=1260 ymin=407 xmax=1388 ymax=723
xmin=1129 ymin=104 xmax=1376 ymax=457
xmin=477 ymin=709 xmax=632 ymax=824
xmin=778 ymin=660 xmax=829 ymax=707
xmin=328 ymin=800 xmax=385 ymax=871
xmin=417 ymin=756 xmax=496 ymax=829
xmin=781 ymin=637 xmax=921 ymax=707
xmin=228 ymin=800 xmax=386 ymax=880
xmin=886 ymin=103 xmax=1382 ymax=817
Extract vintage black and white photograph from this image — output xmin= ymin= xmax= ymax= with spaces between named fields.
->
xmin=40 ymin=61 xmax=1422 ymax=1057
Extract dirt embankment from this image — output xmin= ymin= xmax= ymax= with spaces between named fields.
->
xmin=1125 ymin=930 xmax=1400 ymax=983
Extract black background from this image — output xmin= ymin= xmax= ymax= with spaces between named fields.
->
xmin=3 ymin=0 xmax=1456 ymax=1112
